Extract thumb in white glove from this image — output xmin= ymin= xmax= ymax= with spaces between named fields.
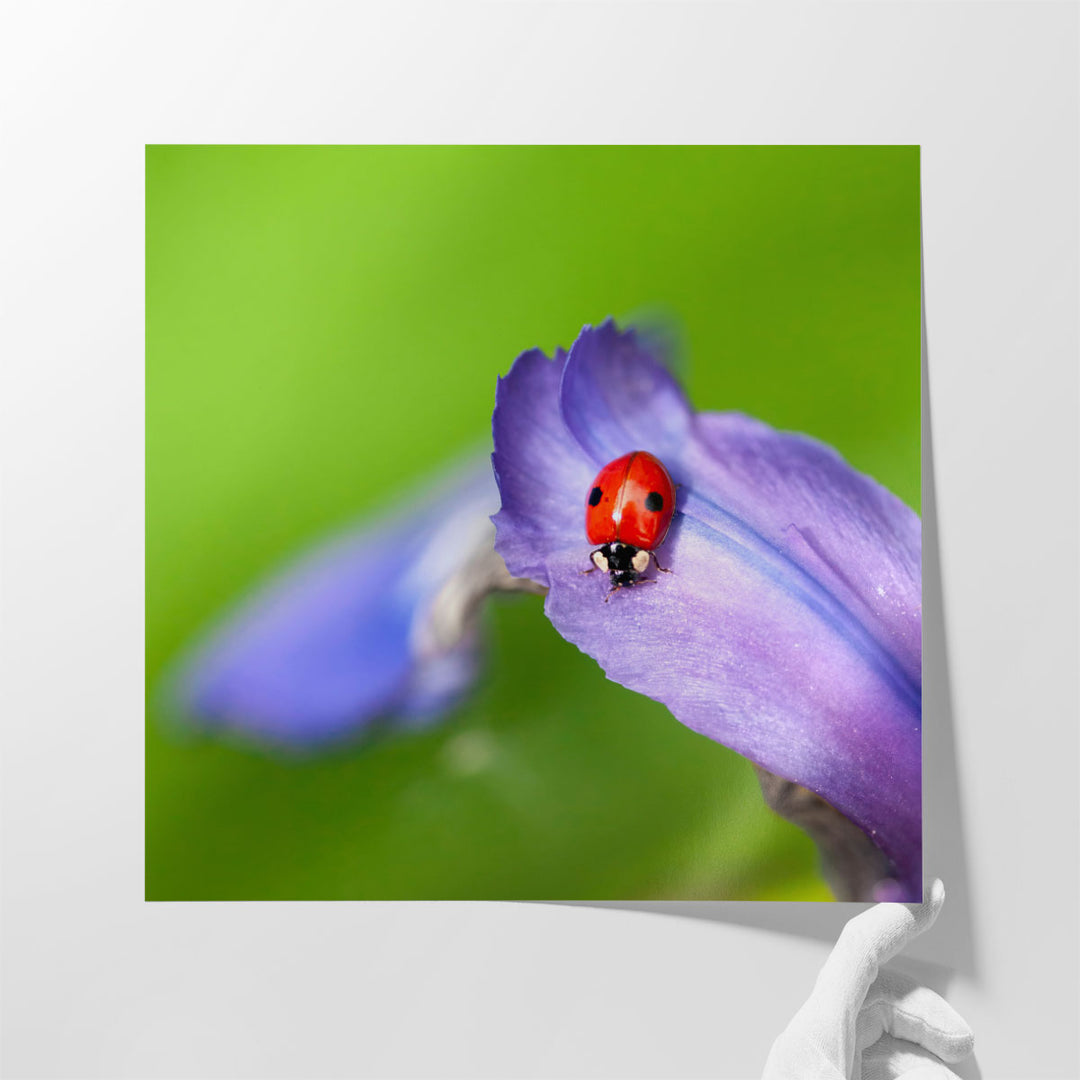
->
xmin=762 ymin=879 xmax=973 ymax=1079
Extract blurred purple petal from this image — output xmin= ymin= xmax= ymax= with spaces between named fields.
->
xmin=492 ymin=320 xmax=922 ymax=899
xmin=170 ymin=455 xmax=501 ymax=748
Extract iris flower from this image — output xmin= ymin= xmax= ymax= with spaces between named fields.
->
xmin=171 ymin=320 xmax=921 ymax=900
xmin=171 ymin=458 xmax=539 ymax=748
xmin=491 ymin=321 xmax=921 ymax=900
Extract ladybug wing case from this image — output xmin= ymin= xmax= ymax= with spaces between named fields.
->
xmin=584 ymin=451 xmax=675 ymax=551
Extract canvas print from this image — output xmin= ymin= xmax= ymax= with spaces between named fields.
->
xmin=147 ymin=146 xmax=921 ymax=901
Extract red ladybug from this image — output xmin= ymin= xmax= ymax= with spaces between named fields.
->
xmin=584 ymin=450 xmax=676 ymax=598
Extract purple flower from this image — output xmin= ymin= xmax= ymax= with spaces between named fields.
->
xmin=169 ymin=456 xmax=534 ymax=749
xmin=491 ymin=321 xmax=922 ymax=900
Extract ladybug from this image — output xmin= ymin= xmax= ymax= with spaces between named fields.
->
xmin=583 ymin=450 xmax=676 ymax=599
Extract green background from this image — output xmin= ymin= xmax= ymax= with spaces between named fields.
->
xmin=146 ymin=146 xmax=920 ymax=901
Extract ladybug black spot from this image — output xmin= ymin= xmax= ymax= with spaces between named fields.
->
xmin=645 ymin=491 xmax=664 ymax=512
xmin=588 ymin=486 xmax=603 ymax=507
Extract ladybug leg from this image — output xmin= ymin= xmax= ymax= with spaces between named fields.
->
xmin=580 ymin=566 xmax=597 ymax=575
xmin=650 ymin=552 xmax=673 ymax=574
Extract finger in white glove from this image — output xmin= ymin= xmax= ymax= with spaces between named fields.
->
xmin=854 ymin=967 xmax=974 ymax=1064
xmin=763 ymin=880 xmax=973 ymax=1080
xmin=860 ymin=1034 xmax=965 ymax=1080
xmin=814 ymin=879 xmax=947 ymax=1026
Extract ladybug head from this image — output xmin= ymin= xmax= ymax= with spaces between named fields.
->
xmin=590 ymin=542 xmax=650 ymax=588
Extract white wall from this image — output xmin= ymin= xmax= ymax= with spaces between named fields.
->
xmin=2 ymin=3 xmax=1076 ymax=1078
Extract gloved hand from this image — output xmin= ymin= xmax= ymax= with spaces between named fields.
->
xmin=763 ymin=880 xmax=974 ymax=1079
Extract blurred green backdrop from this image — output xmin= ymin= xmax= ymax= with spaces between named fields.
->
xmin=146 ymin=146 xmax=919 ymax=901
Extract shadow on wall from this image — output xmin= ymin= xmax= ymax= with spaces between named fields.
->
xmin=538 ymin=253 xmax=980 ymax=982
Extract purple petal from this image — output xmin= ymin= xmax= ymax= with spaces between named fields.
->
xmin=872 ymin=878 xmax=909 ymax=904
xmin=396 ymin=639 xmax=481 ymax=726
xmin=169 ymin=456 xmax=499 ymax=748
xmin=491 ymin=347 xmax=594 ymax=587
xmin=492 ymin=323 xmax=921 ymax=899
xmin=687 ymin=413 xmax=921 ymax=688
xmin=560 ymin=318 xmax=692 ymax=466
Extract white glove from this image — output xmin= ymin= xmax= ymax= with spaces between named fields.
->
xmin=763 ymin=880 xmax=974 ymax=1079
